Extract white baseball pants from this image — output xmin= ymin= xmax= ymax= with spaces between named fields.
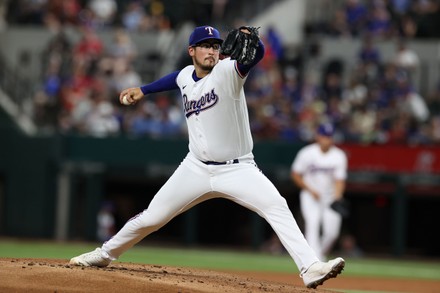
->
xmin=102 ymin=152 xmax=319 ymax=272
xmin=300 ymin=193 xmax=342 ymax=260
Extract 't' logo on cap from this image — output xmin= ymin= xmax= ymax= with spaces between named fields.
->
xmin=205 ymin=26 xmax=214 ymax=35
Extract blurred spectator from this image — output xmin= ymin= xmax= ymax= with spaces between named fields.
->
xmin=402 ymin=89 xmax=429 ymax=123
xmin=87 ymin=0 xmax=118 ymax=28
xmin=358 ymin=35 xmax=381 ymax=65
xmin=322 ymin=72 xmax=343 ymax=101
xmin=325 ymin=8 xmax=351 ymax=37
xmin=60 ymin=57 xmax=96 ymax=113
xmin=121 ymin=1 xmax=148 ymax=31
xmin=390 ymin=0 xmax=417 ymax=38
xmin=396 ymin=14 xmax=417 ymax=38
xmin=84 ymin=99 xmax=120 ymax=137
xmin=392 ymin=39 xmax=420 ymax=76
xmin=355 ymin=36 xmax=382 ymax=88
xmin=350 ymin=102 xmax=377 ymax=144
xmin=282 ymin=66 xmax=302 ymax=110
xmin=71 ymin=86 xmax=120 ymax=137
xmin=344 ymin=0 xmax=368 ymax=37
xmin=73 ymin=27 xmax=104 ymax=62
xmin=343 ymin=77 xmax=368 ymax=107
xmin=46 ymin=0 xmax=82 ymax=27
xmin=376 ymin=63 xmax=400 ymax=108
xmin=365 ymin=0 xmax=393 ymax=38
xmin=110 ymin=59 xmax=142 ymax=93
xmin=386 ymin=112 xmax=411 ymax=144
xmin=107 ymin=28 xmax=138 ymax=61
xmin=148 ymin=0 xmax=171 ymax=31
xmin=326 ymin=95 xmax=347 ymax=126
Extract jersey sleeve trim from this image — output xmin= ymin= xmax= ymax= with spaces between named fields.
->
xmin=234 ymin=61 xmax=246 ymax=79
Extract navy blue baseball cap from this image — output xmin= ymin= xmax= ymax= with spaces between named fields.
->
xmin=317 ymin=123 xmax=335 ymax=137
xmin=189 ymin=26 xmax=223 ymax=46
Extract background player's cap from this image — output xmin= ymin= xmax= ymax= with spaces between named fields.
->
xmin=189 ymin=26 xmax=223 ymax=46
xmin=317 ymin=123 xmax=335 ymax=137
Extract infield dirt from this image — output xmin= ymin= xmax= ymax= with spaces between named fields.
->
xmin=1 ymin=258 xmax=439 ymax=292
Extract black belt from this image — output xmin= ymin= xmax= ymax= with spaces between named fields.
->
xmin=202 ymin=159 xmax=239 ymax=165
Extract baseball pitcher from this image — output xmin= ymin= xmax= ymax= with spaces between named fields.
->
xmin=70 ymin=25 xmax=345 ymax=289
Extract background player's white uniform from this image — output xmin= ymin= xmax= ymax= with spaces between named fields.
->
xmin=291 ymin=143 xmax=348 ymax=260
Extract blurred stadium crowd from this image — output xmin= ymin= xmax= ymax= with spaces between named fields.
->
xmin=2 ymin=0 xmax=440 ymax=145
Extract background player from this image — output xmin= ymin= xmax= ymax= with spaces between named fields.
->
xmin=69 ymin=25 xmax=345 ymax=289
xmin=291 ymin=123 xmax=348 ymax=261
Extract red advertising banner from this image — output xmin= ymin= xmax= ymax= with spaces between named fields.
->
xmin=339 ymin=144 xmax=440 ymax=174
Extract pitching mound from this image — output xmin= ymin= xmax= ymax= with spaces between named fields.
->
xmin=0 ymin=258 xmax=334 ymax=293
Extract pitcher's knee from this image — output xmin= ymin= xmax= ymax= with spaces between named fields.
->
xmin=131 ymin=210 xmax=169 ymax=232
xmin=262 ymin=195 xmax=288 ymax=209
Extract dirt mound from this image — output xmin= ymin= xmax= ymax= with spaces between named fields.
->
xmin=0 ymin=258 xmax=333 ymax=293
xmin=2 ymin=258 xmax=439 ymax=292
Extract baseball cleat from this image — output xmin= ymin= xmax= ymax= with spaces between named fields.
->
xmin=301 ymin=257 xmax=345 ymax=289
xmin=69 ymin=248 xmax=111 ymax=267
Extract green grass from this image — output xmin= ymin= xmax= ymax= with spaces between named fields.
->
xmin=120 ymin=245 xmax=298 ymax=272
xmin=0 ymin=238 xmax=439 ymax=281
xmin=339 ymin=257 xmax=440 ymax=280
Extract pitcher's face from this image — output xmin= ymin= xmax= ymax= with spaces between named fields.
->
xmin=189 ymin=41 xmax=221 ymax=72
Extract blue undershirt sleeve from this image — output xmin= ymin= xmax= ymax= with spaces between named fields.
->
xmin=140 ymin=71 xmax=180 ymax=95
xmin=236 ymin=40 xmax=265 ymax=76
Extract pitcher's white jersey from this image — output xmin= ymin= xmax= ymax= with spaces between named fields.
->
xmin=176 ymin=58 xmax=253 ymax=162
xmin=292 ymin=143 xmax=347 ymax=202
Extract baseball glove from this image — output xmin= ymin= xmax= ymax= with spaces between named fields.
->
xmin=220 ymin=26 xmax=260 ymax=65
xmin=330 ymin=199 xmax=350 ymax=218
